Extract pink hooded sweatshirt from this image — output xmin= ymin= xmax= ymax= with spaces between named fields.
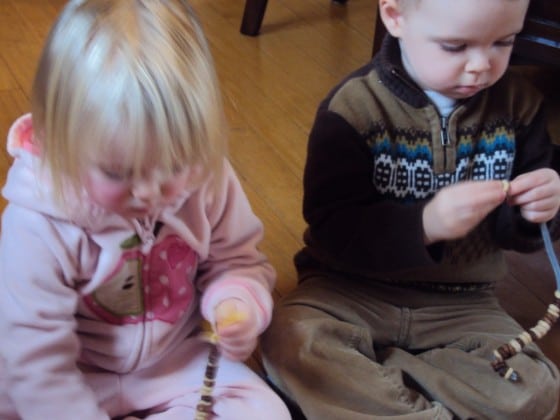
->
xmin=0 ymin=114 xmax=275 ymax=419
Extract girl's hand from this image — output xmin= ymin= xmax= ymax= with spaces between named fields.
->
xmin=508 ymin=168 xmax=560 ymax=223
xmin=213 ymin=298 xmax=258 ymax=361
xmin=423 ymin=180 xmax=507 ymax=244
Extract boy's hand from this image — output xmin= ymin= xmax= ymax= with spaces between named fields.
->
xmin=214 ymin=298 xmax=257 ymax=361
xmin=423 ymin=180 xmax=507 ymax=244
xmin=507 ymin=168 xmax=560 ymax=223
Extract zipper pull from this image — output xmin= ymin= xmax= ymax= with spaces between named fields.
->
xmin=440 ymin=116 xmax=450 ymax=147
xmin=134 ymin=217 xmax=156 ymax=247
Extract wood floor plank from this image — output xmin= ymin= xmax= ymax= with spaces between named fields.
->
xmin=0 ymin=56 xmax=18 ymax=91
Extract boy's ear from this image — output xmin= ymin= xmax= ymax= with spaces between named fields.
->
xmin=378 ymin=0 xmax=404 ymax=38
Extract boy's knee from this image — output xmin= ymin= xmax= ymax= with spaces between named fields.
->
xmin=525 ymin=362 xmax=560 ymax=419
xmin=261 ymin=305 xmax=303 ymax=358
xmin=260 ymin=303 xmax=330 ymax=379
xmin=494 ymin=358 xmax=559 ymax=419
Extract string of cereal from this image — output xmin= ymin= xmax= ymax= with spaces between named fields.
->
xmin=491 ymin=221 xmax=560 ymax=381
xmin=195 ymin=311 xmax=247 ymax=419
xmin=195 ymin=325 xmax=220 ymax=420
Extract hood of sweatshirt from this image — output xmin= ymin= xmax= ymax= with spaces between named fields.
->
xmin=3 ymin=114 xmax=121 ymax=229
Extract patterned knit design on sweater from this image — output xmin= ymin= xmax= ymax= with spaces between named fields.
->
xmin=367 ymin=122 xmax=515 ymax=202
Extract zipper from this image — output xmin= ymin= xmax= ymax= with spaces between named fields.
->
xmin=390 ymin=67 xmax=454 ymax=172
xmin=134 ymin=216 xmax=156 ymax=248
xmin=440 ymin=116 xmax=450 ymax=147
xmin=440 ymin=116 xmax=450 ymax=171
xmin=391 ymin=68 xmax=422 ymax=92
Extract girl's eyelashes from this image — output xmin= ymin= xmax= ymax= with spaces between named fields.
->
xmin=100 ymin=166 xmax=188 ymax=182
xmin=100 ymin=167 xmax=132 ymax=181
xmin=171 ymin=164 xmax=185 ymax=174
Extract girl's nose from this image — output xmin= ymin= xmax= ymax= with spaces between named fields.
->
xmin=132 ymin=177 xmax=161 ymax=201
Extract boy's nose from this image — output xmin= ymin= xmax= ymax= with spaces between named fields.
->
xmin=465 ymin=51 xmax=491 ymax=74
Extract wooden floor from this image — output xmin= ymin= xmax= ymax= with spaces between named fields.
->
xmin=0 ymin=0 xmax=559 ymax=418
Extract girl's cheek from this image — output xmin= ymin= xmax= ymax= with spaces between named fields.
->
xmin=162 ymin=171 xmax=191 ymax=198
xmin=84 ymin=177 xmax=130 ymax=209
xmin=161 ymin=180 xmax=185 ymax=199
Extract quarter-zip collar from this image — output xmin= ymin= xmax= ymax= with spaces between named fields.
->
xmin=374 ymin=35 xmax=431 ymax=108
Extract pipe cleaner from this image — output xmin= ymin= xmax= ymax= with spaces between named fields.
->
xmin=491 ymin=222 xmax=560 ymax=381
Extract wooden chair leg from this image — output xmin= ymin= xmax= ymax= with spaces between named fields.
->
xmin=240 ymin=0 xmax=350 ymax=37
xmin=240 ymin=0 xmax=269 ymax=36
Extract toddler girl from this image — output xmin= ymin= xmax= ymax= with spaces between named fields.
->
xmin=0 ymin=1 xmax=289 ymax=419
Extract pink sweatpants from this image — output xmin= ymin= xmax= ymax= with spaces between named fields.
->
xmin=0 ymin=338 xmax=290 ymax=419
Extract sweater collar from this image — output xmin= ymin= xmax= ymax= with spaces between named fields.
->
xmin=373 ymin=35 xmax=433 ymax=109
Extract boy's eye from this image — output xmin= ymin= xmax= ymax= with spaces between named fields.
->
xmin=440 ymin=43 xmax=466 ymax=53
xmin=495 ymin=37 xmax=516 ymax=47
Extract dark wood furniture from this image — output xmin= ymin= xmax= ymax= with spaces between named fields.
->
xmin=511 ymin=1 xmax=560 ymax=66
xmin=240 ymin=0 xmax=348 ymax=36
xmin=240 ymin=0 xmax=270 ymax=36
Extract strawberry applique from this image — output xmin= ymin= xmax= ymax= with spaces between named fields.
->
xmin=84 ymin=234 xmax=197 ymax=325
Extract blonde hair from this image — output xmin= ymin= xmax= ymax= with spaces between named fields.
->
xmin=31 ymin=0 xmax=226 ymax=202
